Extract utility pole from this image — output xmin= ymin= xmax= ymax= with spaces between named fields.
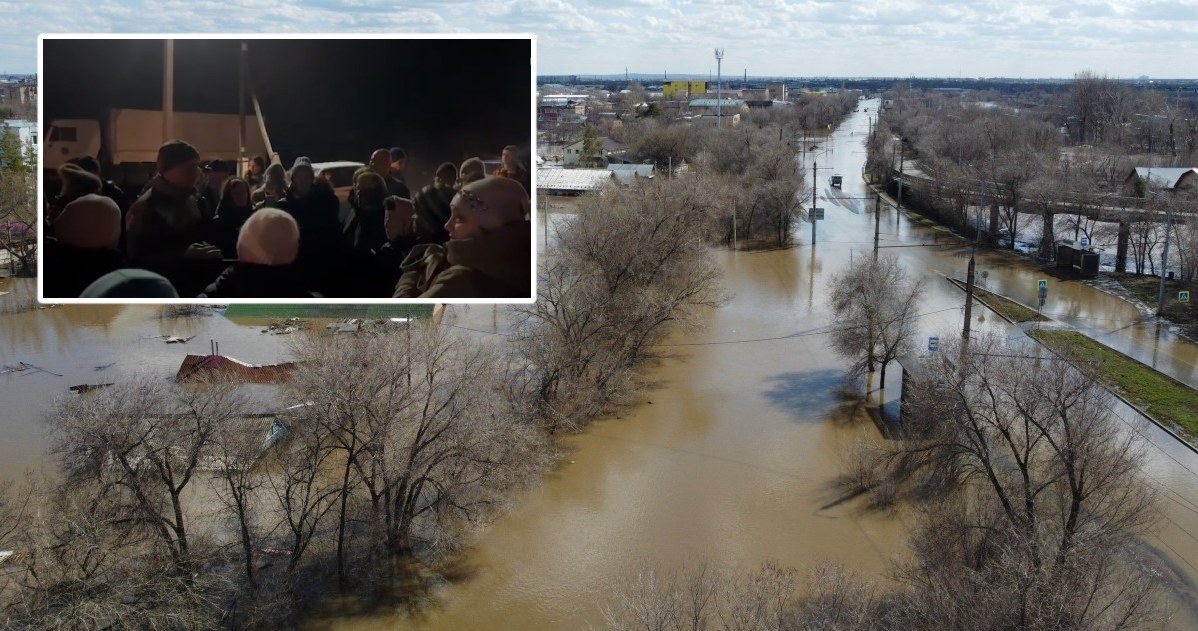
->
xmin=963 ymin=255 xmax=976 ymax=339
xmin=1156 ymin=195 xmax=1175 ymax=316
xmin=873 ymin=195 xmax=881 ymax=259
xmin=732 ymin=200 xmax=737 ymax=249
xmin=714 ymin=48 xmax=724 ymax=130
xmin=896 ymin=140 xmax=905 ymax=209
xmin=811 ymin=160 xmax=819 ymax=245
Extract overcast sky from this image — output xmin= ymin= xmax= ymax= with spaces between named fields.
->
xmin=5 ymin=0 xmax=1197 ymax=78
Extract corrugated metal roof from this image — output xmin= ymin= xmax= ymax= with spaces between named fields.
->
xmin=536 ymin=168 xmax=613 ymax=191
xmin=608 ymin=164 xmax=655 ymax=185
xmin=688 ymin=99 xmax=745 ymax=107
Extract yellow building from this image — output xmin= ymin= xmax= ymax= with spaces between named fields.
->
xmin=662 ymin=81 xmax=708 ymax=99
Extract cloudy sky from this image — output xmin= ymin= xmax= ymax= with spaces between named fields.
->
xmin=5 ymin=0 xmax=1197 ymax=78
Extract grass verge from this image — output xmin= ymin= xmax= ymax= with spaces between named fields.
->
xmin=972 ymin=287 xmax=1050 ymax=324
xmin=1029 ymin=329 xmax=1198 ymax=442
xmin=1109 ymin=273 xmax=1198 ymax=338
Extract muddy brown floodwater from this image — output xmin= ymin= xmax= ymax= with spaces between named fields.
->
xmin=4 ymin=101 xmax=1198 ymax=630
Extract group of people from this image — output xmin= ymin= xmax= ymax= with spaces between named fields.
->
xmin=42 ymin=142 xmax=533 ymax=299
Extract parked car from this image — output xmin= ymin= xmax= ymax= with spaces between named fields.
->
xmin=311 ymin=161 xmax=365 ymax=203
xmin=311 ymin=161 xmax=365 ymax=223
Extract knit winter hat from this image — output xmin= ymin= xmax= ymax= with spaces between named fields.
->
xmin=80 ymin=269 xmax=179 ymax=298
xmin=289 ymin=156 xmax=314 ymax=177
xmin=53 ymin=194 xmax=121 ymax=250
xmin=157 ymin=140 xmax=200 ymax=174
xmin=389 ymin=147 xmax=406 ymax=162
xmin=458 ymin=158 xmax=487 ymax=186
xmin=454 ymin=176 xmax=530 ymax=232
xmin=237 ymin=207 xmax=299 ymax=266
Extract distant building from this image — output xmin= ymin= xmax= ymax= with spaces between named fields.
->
xmin=1125 ymin=167 xmax=1198 ymax=194
xmin=2 ymin=79 xmax=35 ymax=104
xmin=536 ymin=167 xmax=616 ymax=195
xmin=1 ymin=119 xmax=37 ymax=161
xmin=688 ymin=99 xmax=747 ymax=116
xmin=562 ymin=136 xmax=626 ymax=167
xmin=607 ymin=163 xmax=655 ymax=185
xmin=663 ymin=81 xmax=708 ymax=99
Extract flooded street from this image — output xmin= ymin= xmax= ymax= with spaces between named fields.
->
xmin=317 ymin=100 xmax=1198 ymax=630
xmin=3 ymin=101 xmax=1198 ymax=629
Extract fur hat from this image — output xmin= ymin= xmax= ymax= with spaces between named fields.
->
xmin=455 ymin=176 xmax=529 ymax=232
xmin=237 ymin=207 xmax=299 ymax=266
xmin=53 ymin=194 xmax=121 ymax=250
xmin=157 ymin=140 xmax=200 ymax=174
xmin=57 ymin=163 xmax=103 ymax=199
xmin=80 ymin=269 xmax=179 ymax=298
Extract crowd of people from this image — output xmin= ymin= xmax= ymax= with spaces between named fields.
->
xmin=42 ymin=142 xmax=533 ymax=299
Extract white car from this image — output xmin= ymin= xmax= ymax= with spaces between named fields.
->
xmin=311 ymin=161 xmax=366 ymax=202
xmin=311 ymin=161 xmax=365 ymax=223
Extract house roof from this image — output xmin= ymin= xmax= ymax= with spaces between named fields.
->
xmin=563 ymin=136 xmax=627 ymax=153
xmin=688 ymin=99 xmax=746 ymax=108
xmin=607 ymin=164 xmax=655 ymax=185
xmin=1129 ymin=167 xmax=1198 ymax=189
xmin=536 ymin=168 xmax=614 ymax=192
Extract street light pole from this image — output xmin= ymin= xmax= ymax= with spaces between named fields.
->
xmin=811 ymin=160 xmax=818 ymax=245
xmin=714 ymin=48 xmax=724 ymax=130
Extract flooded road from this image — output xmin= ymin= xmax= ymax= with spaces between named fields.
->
xmin=317 ymin=100 xmax=1198 ymax=630
xmin=3 ymin=101 xmax=1198 ymax=629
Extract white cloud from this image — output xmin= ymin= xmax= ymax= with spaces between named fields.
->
xmin=2 ymin=0 xmax=1196 ymax=77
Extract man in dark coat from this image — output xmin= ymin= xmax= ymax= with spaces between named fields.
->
xmin=198 ymin=160 xmax=232 ymax=222
xmin=276 ymin=156 xmax=342 ymax=292
xmin=493 ymin=145 xmax=531 ymax=197
xmin=368 ymin=148 xmax=410 ymax=199
xmin=124 ymin=140 xmax=224 ymax=296
xmin=411 ymin=161 xmax=456 ymax=244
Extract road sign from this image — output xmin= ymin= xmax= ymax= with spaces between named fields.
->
xmin=1080 ymin=236 xmax=1089 ymax=248
xmin=928 ymin=336 xmax=940 ymax=352
xmin=1037 ymin=279 xmax=1048 ymax=290
xmin=1181 ymin=291 xmax=1191 ymax=303
xmin=810 ymin=208 xmax=825 ymax=221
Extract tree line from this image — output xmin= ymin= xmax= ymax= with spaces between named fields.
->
xmin=868 ymin=81 xmax=1198 ymax=280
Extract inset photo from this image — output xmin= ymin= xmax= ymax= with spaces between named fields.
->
xmin=38 ymin=34 xmax=534 ymax=303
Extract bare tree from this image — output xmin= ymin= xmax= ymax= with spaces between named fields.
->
xmin=513 ymin=178 xmax=726 ymax=432
xmin=599 ymin=562 xmax=798 ymax=631
xmin=827 ymin=256 xmax=925 ymax=389
xmin=47 ymin=377 xmax=233 ymax=577
xmin=837 ymin=336 xmax=1168 ymax=630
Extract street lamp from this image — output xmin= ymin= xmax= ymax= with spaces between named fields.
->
xmin=714 ymin=48 xmax=724 ymax=129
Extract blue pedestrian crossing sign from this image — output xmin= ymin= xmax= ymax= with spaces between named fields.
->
xmin=1181 ymin=291 xmax=1191 ymax=303
xmin=928 ymin=336 xmax=940 ymax=352
xmin=1037 ymin=279 xmax=1048 ymax=290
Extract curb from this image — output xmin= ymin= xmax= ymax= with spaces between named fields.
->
xmin=943 ymin=276 xmax=1198 ymax=455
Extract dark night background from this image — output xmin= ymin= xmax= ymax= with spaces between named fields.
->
xmin=42 ymin=38 xmax=532 ymax=190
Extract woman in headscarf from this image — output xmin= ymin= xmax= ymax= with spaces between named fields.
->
xmin=206 ymin=178 xmax=255 ymax=259
xmin=199 ymin=208 xmax=314 ymax=298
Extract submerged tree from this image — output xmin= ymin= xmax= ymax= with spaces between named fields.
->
xmin=827 ymin=256 xmax=924 ymax=388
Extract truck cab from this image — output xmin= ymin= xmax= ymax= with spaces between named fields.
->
xmin=44 ymin=120 xmax=102 ymax=171
xmin=830 ymin=174 xmax=843 ymax=189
